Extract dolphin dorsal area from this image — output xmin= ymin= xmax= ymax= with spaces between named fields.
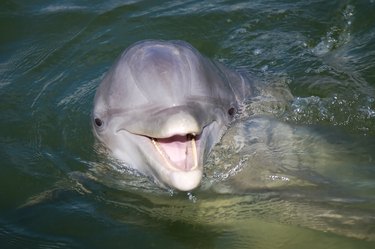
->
xmin=92 ymin=40 xmax=252 ymax=191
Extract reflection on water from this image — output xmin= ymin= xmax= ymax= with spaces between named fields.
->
xmin=1 ymin=0 xmax=375 ymax=248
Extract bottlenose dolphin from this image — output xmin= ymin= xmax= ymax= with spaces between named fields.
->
xmin=92 ymin=40 xmax=252 ymax=191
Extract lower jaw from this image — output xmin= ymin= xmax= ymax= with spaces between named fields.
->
xmin=164 ymin=169 xmax=203 ymax=191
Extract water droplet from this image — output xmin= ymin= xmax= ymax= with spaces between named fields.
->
xmin=187 ymin=192 xmax=197 ymax=203
xmin=261 ymin=65 xmax=268 ymax=72
xmin=253 ymin=48 xmax=262 ymax=55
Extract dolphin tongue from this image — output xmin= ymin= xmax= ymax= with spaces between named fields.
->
xmin=152 ymin=135 xmax=198 ymax=171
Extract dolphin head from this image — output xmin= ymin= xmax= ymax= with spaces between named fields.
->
xmin=92 ymin=40 xmax=250 ymax=191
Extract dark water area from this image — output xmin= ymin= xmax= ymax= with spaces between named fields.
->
xmin=1 ymin=0 xmax=375 ymax=248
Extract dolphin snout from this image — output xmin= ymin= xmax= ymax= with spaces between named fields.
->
xmin=123 ymin=106 xmax=209 ymax=139
xmin=159 ymin=111 xmax=202 ymax=138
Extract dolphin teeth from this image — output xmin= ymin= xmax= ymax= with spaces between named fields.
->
xmin=151 ymin=138 xmax=175 ymax=171
xmin=184 ymin=135 xmax=198 ymax=171
xmin=189 ymin=135 xmax=198 ymax=169
xmin=151 ymin=135 xmax=198 ymax=172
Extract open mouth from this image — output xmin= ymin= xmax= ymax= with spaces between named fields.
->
xmin=150 ymin=134 xmax=198 ymax=172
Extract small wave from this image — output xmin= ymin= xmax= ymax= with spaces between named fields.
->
xmin=283 ymin=94 xmax=375 ymax=135
xmin=0 ymin=223 xmax=74 ymax=249
xmin=311 ymin=5 xmax=354 ymax=56
xmin=40 ymin=5 xmax=87 ymax=14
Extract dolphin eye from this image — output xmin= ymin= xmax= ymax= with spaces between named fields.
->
xmin=94 ymin=118 xmax=103 ymax=127
xmin=228 ymin=107 xmax=236 ymax=116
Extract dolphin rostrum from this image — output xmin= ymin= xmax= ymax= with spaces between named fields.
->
xmin=92 ymin=40 xmax=252 ymax=191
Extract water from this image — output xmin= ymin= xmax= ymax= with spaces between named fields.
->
xmin=1 ymin=0 xmax=375 ymax=248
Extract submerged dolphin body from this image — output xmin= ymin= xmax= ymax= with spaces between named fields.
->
xmin=92 ymin=40 xmax=252 ymax=191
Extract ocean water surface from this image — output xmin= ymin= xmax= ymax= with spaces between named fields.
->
xmin=1 ymin=0 xmax=375 ymax=248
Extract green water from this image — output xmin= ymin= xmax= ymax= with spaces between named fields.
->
xmin=1 ymin=0 xmax=375 ymax=248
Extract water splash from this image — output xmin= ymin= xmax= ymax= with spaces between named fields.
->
xmin=311 ymin=5 xmax=354 ymax=56
xmin=282 ymin=94 xmax=375 ymax=135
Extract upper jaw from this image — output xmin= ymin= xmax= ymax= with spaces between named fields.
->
xmin=116 ymin=104 xmax=213 ymax=139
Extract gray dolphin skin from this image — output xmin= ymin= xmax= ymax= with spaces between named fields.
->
xmin=92 ymin=40 xmax=252 ymax=191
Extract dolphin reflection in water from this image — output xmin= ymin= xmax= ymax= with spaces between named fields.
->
xmin=92 ymin=40 xmax=253 ymax=191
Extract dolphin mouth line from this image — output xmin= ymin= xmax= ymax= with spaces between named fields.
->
xmin=150 ymin=134 xmax=198 ymax=172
